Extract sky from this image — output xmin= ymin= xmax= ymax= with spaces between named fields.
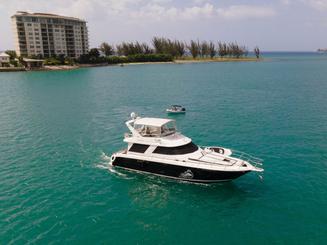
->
xmin=0 ymin=0 xmax=327 ymax=51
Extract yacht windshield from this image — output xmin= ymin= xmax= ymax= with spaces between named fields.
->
xmin=135 ymin=125 xmax=161 ymax=137
xmin=161 ymin=121 xmax=176 ymax=136
xmin=134 ymin=121 xmax=176 ymax=137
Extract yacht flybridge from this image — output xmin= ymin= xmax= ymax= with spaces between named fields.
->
xmin=110 ymin=113 xmax=263 ymax=183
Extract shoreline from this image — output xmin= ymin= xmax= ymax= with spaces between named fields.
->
xmin=175 ymin=57 xmax=260 ymax=63
xmin=0 ymin=57 xmax=261 ymax=72
xmin=82 ymin=57 xmax=260 ymax=67
xmin=0 ymin=67 xmax=26 ymax=72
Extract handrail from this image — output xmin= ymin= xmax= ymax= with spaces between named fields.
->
xmin=232 ymin=150 xmax=263 ymax=168
xmin=201 ymin=146 xmax=263 ymax=169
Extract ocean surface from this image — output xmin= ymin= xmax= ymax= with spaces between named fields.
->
xmin=1 ymin=52 xmax=327 ymax=244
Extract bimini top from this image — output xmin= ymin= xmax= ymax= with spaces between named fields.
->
xmin=134 ymin=117 xmax=174 ymax=127
xmin=125 ymin=114 xmax=191 ymax=146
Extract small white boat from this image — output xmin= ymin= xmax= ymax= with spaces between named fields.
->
xmin=166 ymin=105 xmax=186 ymax=114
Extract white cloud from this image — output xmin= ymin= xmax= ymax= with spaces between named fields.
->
xmin=192 ymin=0 xmax=210 ymax=4
xmin=305 ymin=0 xmax=327 ymax=10
xmin=280 ymin=0 xmax=291 ymax=5
xmin=1 ymin=0 xmax=276 ymax=22
xmin=112 ymin=2 xmax=215 ymax=21
xmin=0 ymin=0 xmax=278 ymax=49
xmin=181 ymin=3 xmax=215 ymax=19
xmin=217 ymin=5 xmax=276 ymax=20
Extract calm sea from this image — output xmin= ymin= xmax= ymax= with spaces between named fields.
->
xmin=1 ymin=52 xmax=327 ymax=244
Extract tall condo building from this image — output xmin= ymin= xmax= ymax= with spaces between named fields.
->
xmin=11 ymin=11 xmax=89 ymax=58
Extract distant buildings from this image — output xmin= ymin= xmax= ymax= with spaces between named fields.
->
xmin=317 ymin=48 xmax=327 ymax=53
xmin=21 ymin=58 xmax=44 ymax=70
xmin=0 ymin=52 xmax=10 ymax=67
xmin=11 ymin=11 xmax=89 ymax=58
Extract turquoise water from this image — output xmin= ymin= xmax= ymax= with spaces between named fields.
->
xmin=1 ymin=53 xmax=327 ymax=244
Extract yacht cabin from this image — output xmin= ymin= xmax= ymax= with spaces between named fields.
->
xmin=124 ymin=117 xmax=197 ymax=154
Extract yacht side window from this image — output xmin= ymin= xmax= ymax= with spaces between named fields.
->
xmin=153 ymin=142 xmax=198 ymax=155
xmin=129 ymin=144 xmax=149 ymax=153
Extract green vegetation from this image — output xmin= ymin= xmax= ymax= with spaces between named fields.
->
xmin=116 ymin=42 xmax=153 ymax=56
xmin=5 ymin=50 xmax=17 ymax=60
xmin=126 ymin=54 xmax=173 ymax=63
xmin=6 ymin=37 xmax=260 ymax=68
xmin=106 ymin=54 xmax=172 ymax=64
xmin=99 ymin=42 xmax=114 ymax=56
xmin=254 ymin=46 xmax=260 ymax=59
xmin=4 ymin=50 xmax=21 ymax=67
xmin=44 ymin=54 xmax=75 ymax=66
xmin=78 ymin=53 xmax=173 ymax=64
xmin=152 ymin=37 xmax=185 ymax=57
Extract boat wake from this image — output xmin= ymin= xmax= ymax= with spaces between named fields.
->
xmin=95 ymin=152 xmax=133 ymax=179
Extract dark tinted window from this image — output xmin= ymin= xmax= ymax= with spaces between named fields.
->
xmin=129 ymin=144 xmax=149 ymax=153
xmin=153 ymin=142 xmax=198 ymax=155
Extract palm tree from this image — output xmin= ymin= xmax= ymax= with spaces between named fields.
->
xmin=208 ymin=41 xmax=216 ymax=58
xmin=200 ymin=41 xmax=209 ymax=57
xmin=254 ymin=46 xmax=260 ymax=58
xmin=174 ymin=40 xmax=186 ymax=57
xmin=218 ymin=42 xmax=227 ymax=57
xmin=99 ymin=42 xmax=114 ymax=56
xmin=142 ymin=43 xmax=153 ymax=54
xmin=152 ymin=37 xmax=166 ymax=54
xmin=188 ymin=40 xmax=200 ymax=58
xmin=116 ymin=44 xmax=124 ymax=56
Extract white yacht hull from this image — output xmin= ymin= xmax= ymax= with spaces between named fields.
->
xmin=166 ymin=110 xmax=186 ymax=114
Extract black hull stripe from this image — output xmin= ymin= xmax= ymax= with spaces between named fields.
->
xmin=112 ymin=157 xmax=248 ymax=183
xmin=114 ymin=165 xmax=234 ymax=183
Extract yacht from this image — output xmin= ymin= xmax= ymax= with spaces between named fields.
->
xmin=110 ymin=113 xmax=263 ymax=183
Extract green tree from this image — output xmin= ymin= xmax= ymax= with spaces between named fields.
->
xmin=99 ymin=42 xmax=114 ymax=56
xmin=116 ymin=44 xmax=124 ymax=56
xmin=152 ymin=37 xmax=166 ymax=54
xmin=5 ymin=50 xmax=17 ymax=60
xmin=188 ymin=40 xmax=200 ymax=58
xmin=58 ymin=54 xmax=65 ymax=64
xmin=218 ymin=42 xmax=228 ymax=57
xmin=142 ymin=43 xmax=153 ymax=54
xmin=208 ymin=41 xmax=216 ymax=58
xmin=254 ymin=46 xmax=260 ymax=58
xmin=200 ymin=41 xmax=209 ymax=57
xmin=174 ymin=40 xmax=186 ymax=57
xmin=89 ymin=48 xmax=100 ymax=58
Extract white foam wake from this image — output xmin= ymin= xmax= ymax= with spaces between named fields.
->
xmin=95 ymin=152 xmax=131 ymax=178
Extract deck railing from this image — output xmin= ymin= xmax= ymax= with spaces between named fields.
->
xmin=229 ymin=149 xmax=263 ymax=168
xmin=202 ymin=146 xmax=263 ymax=169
